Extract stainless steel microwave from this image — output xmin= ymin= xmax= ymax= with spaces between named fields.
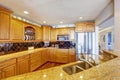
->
xmin=57 ymin=35 xmax=70 ymax=41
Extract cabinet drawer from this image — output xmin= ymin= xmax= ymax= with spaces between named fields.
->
xmin=55 ymin=56 xmax=68 ymax=63
xmin=30 ymin=52 xmax=41 ymax=58
xmin=17 ymin=55 xmax=29 ymax=62
xmin=30 ymin=57 xmax=41 ymax=64
xmin=0 ymin=59 xmax=16 ymax=68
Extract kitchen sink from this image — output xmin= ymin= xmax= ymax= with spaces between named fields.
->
xmin=62 ymin=61 xmax=94 ymax=75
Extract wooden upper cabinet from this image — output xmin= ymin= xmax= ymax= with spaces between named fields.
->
xmin=75 ymin=22 xmax=86 ymax=32
xmin=0 ymin=6 xmax=13 ymax=40
xmin=36 ymin=27 xmax=43 ymax=41
xmin=62 ymin=28 xmax=69 ymax=34
xmin=69 ymin=28 xmax=75 ymax=41
xmin=50 ymin=28 xmax=57 ymax=42
xmin=57 ymin=28 xmax=69 ymax=35
xmin=75 ymin=22 xmax=95 ymax=32
xmin=86 ymin=22 xmax=95 ymax=32
xmin=42 ymin=26 xmax=51 ymax=42
xmin=11 ymin=18 xmax=24 ymax=41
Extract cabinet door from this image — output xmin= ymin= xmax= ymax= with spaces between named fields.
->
xmin=51 ymin=29 xmax=57 ymax=41
xmin=68 ymin=49 xmax=76 ymax=62
xmin=55 ymin=49 xmax=68 ymax=63
xmin=2 ymin=64 xmax=16 ymax=78
xmin=57 ymin=28 xmax=62 ymax=35
xmin=17 ymin=60 xmax=29 ymax=74
xmin=43 ymin=26 xmax=51 ymax=42
xmin=41 ymin=49 xmax=48 ymax=64
xmin=57 ymin=28 xmax=69 ymax=35
xmin=17 ymin=55 xmax=30 ymax=74
xmin=75 ymin=23 xmax=86 ymax=32
xmin=36 ymin=27 xmax=43 ymax=41
xmin=0 ymin=12 xmax=11 ymax=40
xmin=11 ymin=19 xmax=24 ymax=40
xmin=62 ymin=28 xmax=69 ymax=34
xmin=30 ymin=52 xmax=42 ymax=71
xmin=86 ymin=22 xmax=95 ymax=32
xmin=49 ymin=48 xmax=55 ymax=62
xmin=69 ymin=28 xmax=75 ymax=41
xmin=0 ymin=71 xmax=3 ymax=80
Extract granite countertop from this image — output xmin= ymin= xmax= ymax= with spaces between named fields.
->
xmin=1 ymin=50 xmax=120 ymax=80
xmin=0 ymin=47 xmax=74 ymax=62
xmin=0 ymin=48 xmax=47 ymax=62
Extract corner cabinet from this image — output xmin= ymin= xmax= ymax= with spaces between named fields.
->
xmin=0 ymin=6 xmax=13 ymax=40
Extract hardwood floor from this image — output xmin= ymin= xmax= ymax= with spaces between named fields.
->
xmin=35 ymin=62 xmax=65 ymax=71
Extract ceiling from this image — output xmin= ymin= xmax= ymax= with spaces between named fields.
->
xmin=0 ymin=0 xmax=111 ymax=25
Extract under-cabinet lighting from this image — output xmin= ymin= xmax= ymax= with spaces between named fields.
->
xmin=12 ymin=15 xmax=41 ymax=27
xmin=24 ymin=11 xmax=29 ymax=14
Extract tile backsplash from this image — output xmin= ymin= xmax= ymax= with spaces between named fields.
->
xmin=0 ymin=41 xmax=75 ymax=56
xmin=50 ymin=41 xmax=75 ymax=49
xmin=0 ymin=42 xmax=44 ymax=55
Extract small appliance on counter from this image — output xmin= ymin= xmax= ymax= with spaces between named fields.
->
xmin=44 ymin=42 xmax=50 ymax=47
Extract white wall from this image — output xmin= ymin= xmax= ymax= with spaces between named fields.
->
xmin=99 ymin=27 xmax=113 ymax=51
xmin=114 ymin=0 xmax=120 ymax=56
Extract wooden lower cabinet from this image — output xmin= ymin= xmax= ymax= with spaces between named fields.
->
xmin=49 ymin=48 xmax=55 ymax=62
xmin=30 ymin=51 xmax=42 ymax=71
xmin=41 ymin=49 xmax=48 ymax=65
xmin=0 ymin=59 xmax=16 ymax=79
xmin=2 ymin=64 xmax=16 ymax=78
xmin=0 ymin=71 xmax=2 ymax=79
xmin=0 ymin=48 xmax=76 ymax=79
xmin=17 ymin=55 xmax=30 ymax=75
xmin=68 ymin=49 xmax=76 ymax=62
xmin=55 ymin=49 xmax=69 ymax=63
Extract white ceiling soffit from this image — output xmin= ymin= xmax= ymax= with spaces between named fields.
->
xmin=99 ymin=17 xmax=114 ymax=30
xmin=0 ymin=0 xmax=111 ymax=25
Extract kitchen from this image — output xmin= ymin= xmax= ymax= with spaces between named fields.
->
xmin=0 ymin=0 xmax=120 ymax=80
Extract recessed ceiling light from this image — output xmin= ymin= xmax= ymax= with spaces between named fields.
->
xmin=24 ymin=11 xmax=29 ymax=14
xmin=43 ymin=21 xmax=46 ymax=23
xmin=60 ymin=21 xmax=63 ymax=24
xmin=79 ymin=17 xmax=83 ymax=19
